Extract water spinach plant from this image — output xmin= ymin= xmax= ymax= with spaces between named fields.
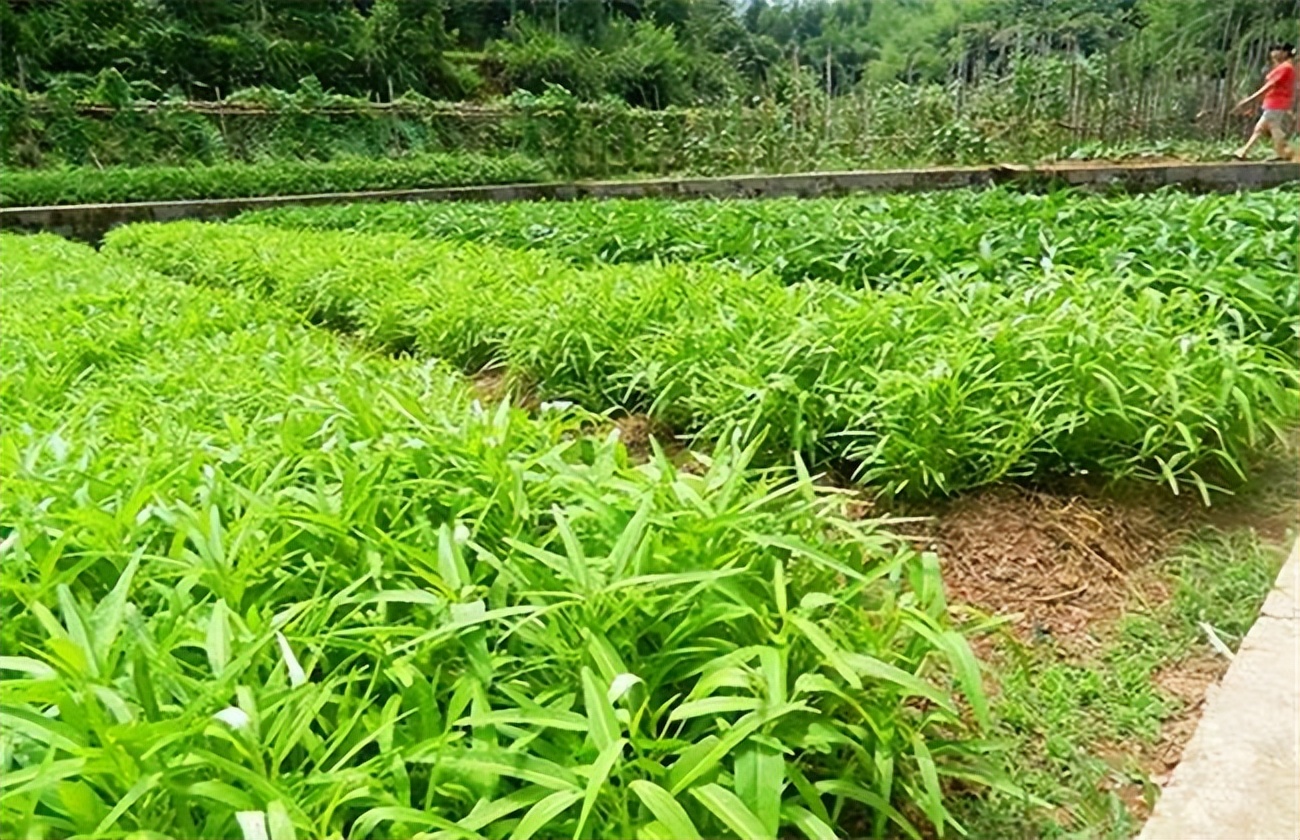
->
xmin=106 ymin=220 xmax=1299 ymax=499
xmin=243 ymin=187 xmax=1299 ymax=346
xmin=0 ymin=153 xmax=546 ymax=207
xmin=1 ymin=233 xmax=1003 ymax=839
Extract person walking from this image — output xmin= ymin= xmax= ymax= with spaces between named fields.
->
xmin=1233 ymin=43 xmax=1296 ymax=160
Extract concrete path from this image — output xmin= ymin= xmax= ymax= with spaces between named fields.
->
xmin=1138 ymin=540 xmax=1300 ymax=840
xmin=2 ymin=160 xmax=1297 ymax=243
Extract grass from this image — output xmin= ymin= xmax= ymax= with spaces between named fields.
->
xmin=1 ymin=233 xmax=1003 ymax=840
xmin=0 ymin=153 xmax=547 ymax=206
xmin=105 ymin=219 xmax=1300 ymax=499
xmin=959 ymin=526 xmax=1291 ymax=839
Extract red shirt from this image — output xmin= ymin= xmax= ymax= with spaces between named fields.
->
xmin=1263 ymin=60 xmax=1295 ymax=111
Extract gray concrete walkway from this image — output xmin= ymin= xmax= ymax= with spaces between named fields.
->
xmin=2 ymin=160 xmax=1297 ymax=243
xmin=1138 ymin=540 xmax=1300 ymax=840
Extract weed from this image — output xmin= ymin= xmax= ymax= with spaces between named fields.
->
xmin=957 ymin=528 xmax=1289 ymax=839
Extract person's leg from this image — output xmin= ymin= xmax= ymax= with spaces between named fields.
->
xmin=1266 ymin=111 xmax=1289 ymax=158
xmin=1258 ymin=111 xmax=1289 ymax=157
xmin=1235 ymin=115 xmax=1267 ymax=158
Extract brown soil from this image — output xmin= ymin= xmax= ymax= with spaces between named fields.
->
xmin=903 ymin=484 xmax=1200 ymax=642
xmin=613 ymin=413 xmax=706 ymax=473
xmin=906 ymin=473 xmax=1295 ymax=829
xmin=470 ymin=368 xmax=538 ymax=411
xmin=613 ymin=413 xmax=667 ymax=463
xmin=1090 ymin=653 xmax=1228 ymax=823
xmin=1147 ymin=654 xmax=1227 ymax=784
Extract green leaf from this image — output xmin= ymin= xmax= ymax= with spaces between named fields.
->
xmin=841 ymin=652 xmax=953 ymax=710
xmin=585 ymin=630 xmax=627 ymax=684
xmin=689 ymin=783 xmax=770 ymax=840
xmin=437 ymin=750 xmax=582 ymax=791
xmin=773 ymin=560 xmax=788 ymax=617
xmin=574 ymin=737 xmax=625 ymax=839
xmin=206 ymin=599 xmax=231 ymax=678
xmin=446 ymin=786 xmax=550 ymax=835
xmin=746 ymin=533 xmax=869 ymax=583
xmin=0 ymin=656 xmax=56 ymax=680
xmin=56 ymin=585 xmax=97 ymax=678
xmin=551 ymin=506 xmax=590 ymax=590
xmin=90 ymin=548 xmax=141 ymax=663
xmin=185 ymin=781 xmax=258 ymax=812
xmin=668 ymin=696 xmax=763 ymax=721
xmin=785 ymin=764 xmax=830 ymax=826
xmin=637 ymin=821 xmax=677 ymax=840
xmin=798 ymin=593 xmax=838 ymax=611
xmin=783 ymin=804 xmax=838 ymax=840
xmin=628 ymin=781 xmax=701 ymax=840
xmin=350 ymin=806 xmax=465 ymax=839
xmin=816 ymin=780 xmax=920 ymax=840
xmin=438 ymin=523 xmax=469 ymax=590
xmin=787 ymin=615 xmax=861 ymax=690
xmin=898 ymin=611 xmax=988 ymax=725
xmin=455 ymin=707 xmax=589 ymax=732
xmin=510 ymin=789 xmax=583 ymax=840
xmin=937 ymin=629 xmax=989 ymax=729
xmin=93 ymin=773 xmax=161 ymax=836
xmin=58 ymin=780 xmax=106 ymax=831
xmin=757 ymin=646 xmax=786 ymax=708
xmin=669 ymin=703 xmax=804 ymax=795
xmin=0 ymin=705 xmax=85 ymax=752
xmin=267 ymin=801 xmax=297 ymax=840
xmin=912 ymin=734 xmax=947 ymax=835
xmin=609 ymin=495 xmax=652 ymax=580
xmin=735 ymin=742 xmax=783 ymax=837
xmin=582 ymin=666 xmax=620 ymax=752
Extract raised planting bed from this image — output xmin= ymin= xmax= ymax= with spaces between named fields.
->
xmin=2 ymin=178 xmax=1295 ymax=839
xmin=105 ymin=212 xmax=1298 ymax=498
xmin=0 ymin=153 xmax=547 ymax=207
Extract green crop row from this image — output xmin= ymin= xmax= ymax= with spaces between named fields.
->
xmin=0 ymin=153 xmax=547 ymax=207
xmin=243 ymin=187 xmax=1300 ymax=346
xmin=105 ymin=222 xmax=1299 ymax=499
xmin=1 ymin=233 xmax=997 ymax=840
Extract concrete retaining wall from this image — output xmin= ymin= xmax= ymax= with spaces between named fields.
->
xmin=2 ymin=160 xmax=1296 ymax=242
xmin=1138 ymin=540 xmax=1299 ymax=840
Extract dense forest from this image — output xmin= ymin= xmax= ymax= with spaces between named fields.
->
xmin=3 ymin=0 xmax=1297 ymax=107
xmin=1 ymin=0 xmax=1296 ymax=173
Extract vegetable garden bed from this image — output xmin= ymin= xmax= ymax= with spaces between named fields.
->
xmin=1 ymin=182 xmax=1295 ymax=839
xmin=0 ymin=153 xmax=547 ymax=207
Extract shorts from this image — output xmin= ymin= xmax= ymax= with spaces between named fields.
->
xmin=1257 ymin=109 xmax=1292 ymax=139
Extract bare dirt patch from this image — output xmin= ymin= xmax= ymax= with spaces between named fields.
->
xmin=905 ymin=472 xmax=1294 ymax=830
xmin=613 ymin=413 xmax=707 ymax=473
xmin=904 ymin=485 xmax=1198 ymax=642
xmin=1146 ymin=654 xmax=1229 ymax=782
xmin=470 ymin=368 xmax=538 ymax=411
xmin=614 ymin=414 xmax=668 ymax=463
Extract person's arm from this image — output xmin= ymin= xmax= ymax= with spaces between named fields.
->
xmin=1236 ymin=83 xmax=1270 ymax=111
